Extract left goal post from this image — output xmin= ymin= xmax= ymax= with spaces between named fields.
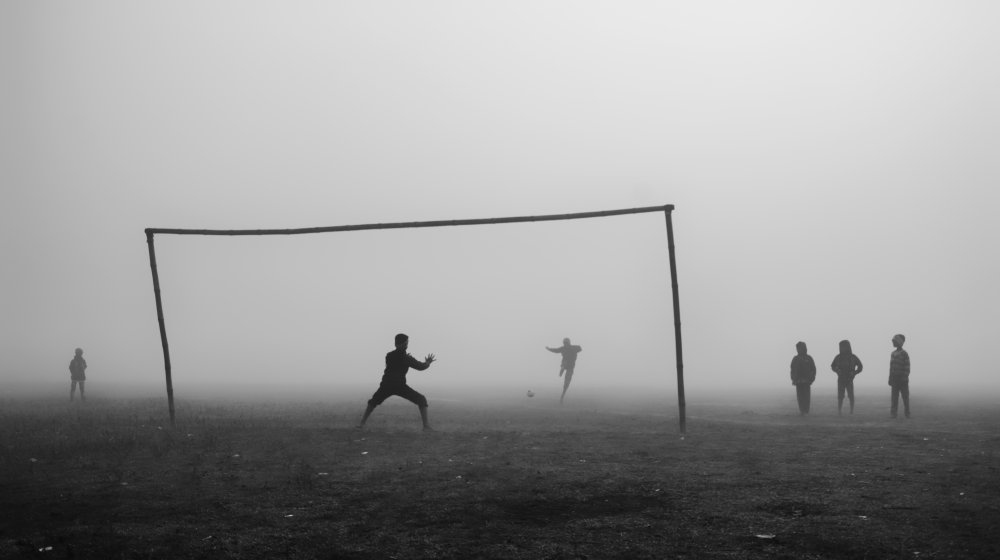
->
xmin=145 ymin=204 xmax=686 ymax=432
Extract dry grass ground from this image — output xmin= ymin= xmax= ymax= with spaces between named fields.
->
xmin=1 ymin=391 xmax=998 ymax=559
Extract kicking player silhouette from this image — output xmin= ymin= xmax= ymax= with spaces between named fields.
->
xmin=546 ymin=338 xmax=582 ymax=405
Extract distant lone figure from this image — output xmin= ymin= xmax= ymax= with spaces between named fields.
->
xmin=546 ymin=338 xmax=582 ymax=405
xmin=888 ymin=334 xmax=911 ymax=419
xmin=790 ymin=341 xmax=816 ymax=415
xmin=69 ymin=348 xmax=87 ymax=402
xmin=831 ymin=340 xmax=863 ymax=415
xmin=358 ymin=333 xmax=436 ymax=430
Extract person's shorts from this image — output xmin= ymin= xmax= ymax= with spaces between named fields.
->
xmin=368 ymin=383 xmax=428 ymax=407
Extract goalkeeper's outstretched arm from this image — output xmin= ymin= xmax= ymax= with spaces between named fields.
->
xmin=407 ymin=353 xmax=436 ymax=371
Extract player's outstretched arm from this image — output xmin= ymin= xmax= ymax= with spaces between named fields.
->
xmin=424 ymin=353 xmax=436 ymax=366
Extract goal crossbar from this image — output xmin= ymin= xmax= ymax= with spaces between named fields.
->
xmin=144 ymin=204 xmax=686 ymax=432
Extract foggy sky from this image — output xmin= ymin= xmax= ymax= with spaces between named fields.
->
xmin=3 ymin=2 xmax=999 ymax=401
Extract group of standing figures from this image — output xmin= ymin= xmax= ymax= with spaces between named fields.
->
xmin=790 ymin=334 xmax=911 ymax=418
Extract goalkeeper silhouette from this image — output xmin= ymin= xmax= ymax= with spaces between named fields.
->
xmin=358 ymin=333 xmax=437 ymax=430
xmin=546 ymin=338 xmax=582 ymax=404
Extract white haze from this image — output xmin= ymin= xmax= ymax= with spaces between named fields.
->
xmin=2 ymin=2 xmax=999 ymax=405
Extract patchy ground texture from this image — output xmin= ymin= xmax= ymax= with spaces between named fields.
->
xmin=1 ymin=394 xmax=998 ymax=559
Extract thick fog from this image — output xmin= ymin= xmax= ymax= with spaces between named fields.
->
xmin=3 ymin=2 xmax=999 ymax=403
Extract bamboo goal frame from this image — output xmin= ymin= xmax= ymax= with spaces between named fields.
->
xmin=145 ymin=204 xmax=686 ymax=432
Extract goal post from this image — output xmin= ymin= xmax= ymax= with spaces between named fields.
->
xmin=145 ymin=204 xmax=685 ymax=432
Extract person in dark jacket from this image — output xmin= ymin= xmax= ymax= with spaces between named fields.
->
xmin=790 ymin=341 xmax=816 ymax=415
xmin=69 ymin=348 xmax=87 ymax=402
xmin=831 ymin=339 xmax=863 ymax=415
xmin=888 ymin=334 xmax=911 ymax=418
xmin=358 ymin=333 xmax=436 ymax=430
xmin=546 ymin=338 xmax=582 ymax=405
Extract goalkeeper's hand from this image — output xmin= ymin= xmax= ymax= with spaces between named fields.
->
xmin=425 ymin=353 xmax=436 ymax=365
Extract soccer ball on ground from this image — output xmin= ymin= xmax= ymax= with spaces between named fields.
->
xmin=526 ymin=390 xmax=535 ymax=398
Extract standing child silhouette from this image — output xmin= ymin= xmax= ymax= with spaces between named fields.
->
xmin=790 ymin=341 xmax=816 ymax=415
xmin=831 ymin=339 xmax=863 ymax=415
xmin=69 ymin=348 xmax=87 ymax=402
xmin=888 ymin=334 xmax=911 ymax=419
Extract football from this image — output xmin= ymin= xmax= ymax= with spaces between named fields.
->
xmin=526 ymin=390 xmax=535 ymax=398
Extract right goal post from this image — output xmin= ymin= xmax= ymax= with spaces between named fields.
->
xmin=145 ymin=204 xmax=685 ymax=432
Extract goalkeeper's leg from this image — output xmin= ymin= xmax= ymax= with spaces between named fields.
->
xmin=358 ymin=385 xmax=392 ymax=428
xmin=397 ymin=385 xmax=431 ymax=430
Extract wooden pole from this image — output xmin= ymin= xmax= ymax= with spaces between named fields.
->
xmin=664 ymin=208 xmax=686 ymax=434
xmin=145 ymin=205 xmax=673 ymax=237
xmin=145 ymin=230 xmax=175 ymax=427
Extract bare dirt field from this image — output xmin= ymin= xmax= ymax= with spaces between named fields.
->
xmin=1 ymin=391 xmax=998 ymax=559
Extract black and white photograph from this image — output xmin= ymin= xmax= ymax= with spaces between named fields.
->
xmin=3 ymin=2 xmax=999 ymax=558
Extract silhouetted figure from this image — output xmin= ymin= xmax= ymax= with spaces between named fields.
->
xmin=546 ymin=338 xmax=582 ymax=405
xmin=888 ymin=334 xmax=911 ymax=418
xmin=790 ymin=341 xmax=816 ymax=415
xmin=69 ymin=348 xmax=87 ymax=402
xmin=358 ymin=334 xmax=436 ymax=430
xmin=831 ymin=339 xmax=863 ymax=415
